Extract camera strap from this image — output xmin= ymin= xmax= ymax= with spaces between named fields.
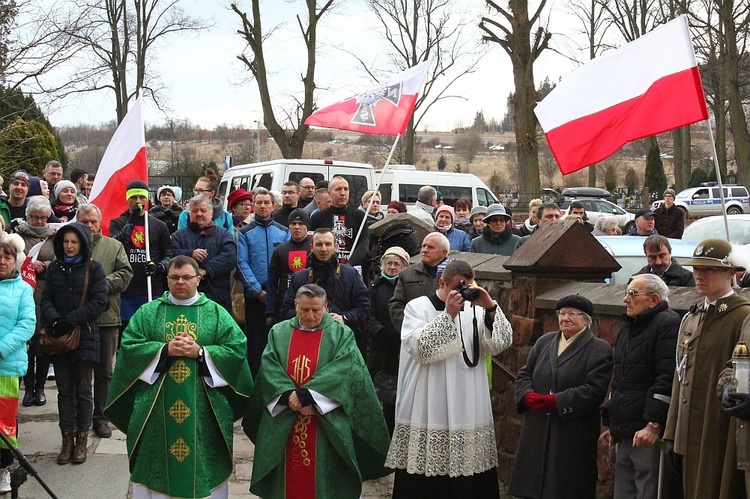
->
xmin=459 ymin=307 xmax=480 ymax=368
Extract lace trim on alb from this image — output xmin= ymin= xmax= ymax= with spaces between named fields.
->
xmin=385 ymin=421 xmax=498 ymax=477
xmin=486 ymin=307 xmax=513 ymax=355
xmin=415 ymin=311 xmax=463 ymax=363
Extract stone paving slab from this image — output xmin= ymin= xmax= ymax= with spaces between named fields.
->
xmin=12 ymin=384 xmax=395 ymax=498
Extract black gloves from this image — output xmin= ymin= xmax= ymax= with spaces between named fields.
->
xmin=144 ymin=261 xmax=166 ymax=276
xmin=53 ymin=319 xmax=73 ymax=336
xmin=664 ymin=440 xmax=683 ymax=477
xmin=723 ymin=391 xmax=750 ymax=421
xmin=128 ymin=204 xmax=144 ymax=221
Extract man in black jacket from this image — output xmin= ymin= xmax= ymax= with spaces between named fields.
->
xmin=631 ymin=235 xmax=695 ymax=286
xmin=310 ymin=176 xmax=370 ymax=269
xmin=109 ymin=179 xmax=172 ymax=326
xmin=280 ymin=228 xmax=370 ymax=354
xmin=266 ymin=208 xmax=311 ymax=321
xmin=600 ymin=274 xmax=680 ymax=498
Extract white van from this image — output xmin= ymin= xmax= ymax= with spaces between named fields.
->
xmin=218 ymin=159 xmax=375 ymax=210
xmin=375 ymin=165 xmax=499 ymax=209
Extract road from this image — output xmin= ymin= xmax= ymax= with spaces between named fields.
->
xmin=12 ymin=384 xmax=394 ymax=498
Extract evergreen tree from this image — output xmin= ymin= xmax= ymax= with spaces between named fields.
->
xmin=437 ymin=154 xmax=447 ymax=171
xmin=644 ymin=147 xmax=667 ymax=197
xmin=0 ymin=118 xmax=59 ymax=177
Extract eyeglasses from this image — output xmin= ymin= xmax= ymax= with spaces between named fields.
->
xmin=167 ymin=275 xmax=199 ymax=282
xmin=556 ymin=311 xmax=586 ymax=318
xmin=28 ymin=215 xmax=47 ymax=222
xmin=194 ymin=188 xmax=213 ymax=195
xmin=238 ymin=201 xmax=253 ymax=207
xmin=625 ymin=289 xmax=647 ymax=298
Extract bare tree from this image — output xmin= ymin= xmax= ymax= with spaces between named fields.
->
xmin=480 ymin=0 xmax=551 ymax=196
xmin=58 ymin=0 xmax=207 ymax=122
xmin=231 ymin=0 xmax=333 ymax=159
xmin=359 ymin=0 xmax=482 ymax=165
xmin=568 ymin=0 xmax=614 ymax=187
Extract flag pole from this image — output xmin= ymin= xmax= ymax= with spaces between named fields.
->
xmin=144 ymin=201 xmax=153 ymax=302
xmin=705 ymin=115 xmax=732 ymax=241
xmin=350 ymin=134 xmax=401 ymax=263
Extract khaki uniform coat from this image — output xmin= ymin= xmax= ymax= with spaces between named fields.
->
xmin=665 ymin=294 xmax=750 ymax=499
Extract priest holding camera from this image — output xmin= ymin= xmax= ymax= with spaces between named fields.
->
xmin=385 ymin=259 xmax=512 ymax=498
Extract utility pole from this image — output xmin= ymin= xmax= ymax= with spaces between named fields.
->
xmin=254 ymin=120 xmax=261 ymax=162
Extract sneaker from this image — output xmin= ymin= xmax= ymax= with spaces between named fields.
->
xmin=47 ymin=365 xmax=55 ymax=380
xmin=0 ymin=467 xmax=10 ymax=493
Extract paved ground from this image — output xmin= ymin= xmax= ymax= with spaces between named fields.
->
xmin=11 ymin=384 xmax=394 ymax=498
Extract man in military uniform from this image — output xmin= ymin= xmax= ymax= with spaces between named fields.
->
xmin=664 ymin=238 xmax=750 ymax=498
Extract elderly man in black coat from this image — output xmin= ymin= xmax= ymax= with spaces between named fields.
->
xmin=600 ymin=274 xmax=679 ymax=498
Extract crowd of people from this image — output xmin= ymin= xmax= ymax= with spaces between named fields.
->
xmin=2 ymin=164 xmax=750 ymax=499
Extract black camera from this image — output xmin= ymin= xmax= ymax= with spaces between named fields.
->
xmin=455 ymin=280 xmax=480 ymax=302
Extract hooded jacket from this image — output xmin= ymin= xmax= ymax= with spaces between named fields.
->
xmin=40 ymin=222 xmax=108 ymax=363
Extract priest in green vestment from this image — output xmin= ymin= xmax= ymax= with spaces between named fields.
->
xmin=105 ymin=255 xmax=253 ymax=499
xmin=244 ymin=283 xmax=391 ymax=499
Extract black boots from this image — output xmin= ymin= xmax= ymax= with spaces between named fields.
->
xmin=22 ymin=387 xmax=34 ymax=407
xmin=57 ymin=430 xmax=75 ymax=465
xmin=33 ymin=388 xmax=46 ymax=406
xmin=72 ymin=430 xmax=88 ymax=464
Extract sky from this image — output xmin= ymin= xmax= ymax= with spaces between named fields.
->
xmin=27 ymin=1 xmax=592 ymax=133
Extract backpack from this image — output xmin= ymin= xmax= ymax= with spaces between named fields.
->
xmin=375 ymin=222 xmax=421 ymax=260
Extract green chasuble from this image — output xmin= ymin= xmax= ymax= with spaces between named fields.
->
xmin=105 ymin=292 xmax=253 ymax=498
xmin=243 ymin=313 xmax=391 ymax=499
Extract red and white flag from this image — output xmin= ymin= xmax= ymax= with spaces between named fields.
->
xmin=89 ymin=95 xmax=147 ymax=235
xmin=535 ymin=15 xmax=708 ymax=175
xmin=304 ymin=59 xmax=432 ymax=136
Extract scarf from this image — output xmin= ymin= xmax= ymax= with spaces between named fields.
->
xmin=63 ymin=253 xmax=84 ymax=265
xmin=380 ymin=270 xmax=398 ymax=284
xmin=52 ymin=202 xmax=78 ymax=222
xmin=482 ymin=224 xmax=512 ymax=245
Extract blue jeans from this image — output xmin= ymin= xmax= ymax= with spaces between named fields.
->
xmin=53 ymin=360 xmax=94 ymax=431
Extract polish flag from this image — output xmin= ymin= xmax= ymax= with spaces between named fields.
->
xmin=535 ymin=15 xmax=708 ymax=175
xmin=89 ymin=95 xmax=147 ymax=235
xmin=304 ymin=59 xmax=432 ymax=136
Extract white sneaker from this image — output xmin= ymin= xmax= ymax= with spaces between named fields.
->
xmin=47 ymin=365 xmax=55 ymax=380
xmin=0 ymin=467 xmax=10 ymax=493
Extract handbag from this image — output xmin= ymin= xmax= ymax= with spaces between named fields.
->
xmin=39 ymin=261 xmax=90 ymax=356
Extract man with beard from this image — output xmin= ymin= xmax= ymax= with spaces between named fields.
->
xmin=310 ymin=176 xmax=370 ymax=269
xmin=273 ymin=181 xmax=300 ymax=226
xmin=109 ymin=179 xmax=172 ymax=328
xmin=266 ymin=208 xmax=312 ymax=322
xmin=631 ymin=235 xmax=695 ymax=287
xmin=280 ymin=228 xmax=370 ymax=353
xmin=470 ymin=204 xmax=521 ymax=255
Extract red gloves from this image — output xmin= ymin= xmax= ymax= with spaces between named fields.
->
xmin=523 ymin=392 xmax=557 ymax=413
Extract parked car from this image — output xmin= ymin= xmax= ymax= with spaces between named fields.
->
xmin=558 ymin=198 xmax=636 ymax=233
xmin=682 ymin=214 xmax=750 ymax=246
xmin=596 ymin=236 xmax=697 ymax=284
xmin=671 ymin=183 xmax=750 ymax=218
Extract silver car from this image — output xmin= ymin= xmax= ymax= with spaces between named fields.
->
xmin=560 ymin=198 xmax=636 ymax=233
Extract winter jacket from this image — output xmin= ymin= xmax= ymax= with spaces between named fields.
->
xmin=91 ymin=232 xmax=133 ymax=327
xmin=388 ymin=260 xmax=441 ymax=333
xmin=40 ymin=223 xmax=108 ymax=364
xmin=654 ymin=204 xmax=685 ymax=239
xmin=280 ymin=255 xmax=371 ymax=326
xmin=177 ymin=198 xmax=234 ymax=235
xmin=110 ymin=210 xmax=172 ymax=297
xmin=471 ymin=226 xmax=521 ymax=255
xmin=441 ymin=226 xmax=471 ymax=252
xmin=363 ymin=274 xmax=400 ymax=376
xmin=272 ymin=204 xmax=297 ymax=227
xmin=632 ymin=259 xmax=695 ymax=287
xmin=265 ymin=237 xmax=311 ymax=317
xmin=310 ymin=204 xmax=371 ymax=268
xmin=605 ymin=301 xmax=680 ymax=440
xmin=407 ymin=201 xmax=435 ymax=227
xmin=149 ymin=203 xmax=183 ymax=234
xmin=237 ymin=216 xmax=290 ymax=298
xmin=172 ymin=223 xmax=237 ymax=311
xmin=17 ymin=222 xmax=58 ymax=332
xmin=0 ymin=273 xmax=36 ymax=376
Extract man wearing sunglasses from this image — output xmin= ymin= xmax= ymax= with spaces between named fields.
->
xmin=599 ymin=274 xmax=679 ymax=498
xmin=106 ymin=255 xmax=253 ymax=499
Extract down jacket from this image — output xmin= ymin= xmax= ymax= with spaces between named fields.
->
xmin=237 ymin=217 xmax=289 ymax=298
xmin=0 ymin=273 xmax=36 ymax=376
xmin=41 ymin=223 xmax=108 ymax=364
xmin=605 ymin=301 xmax=680 ymax=440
